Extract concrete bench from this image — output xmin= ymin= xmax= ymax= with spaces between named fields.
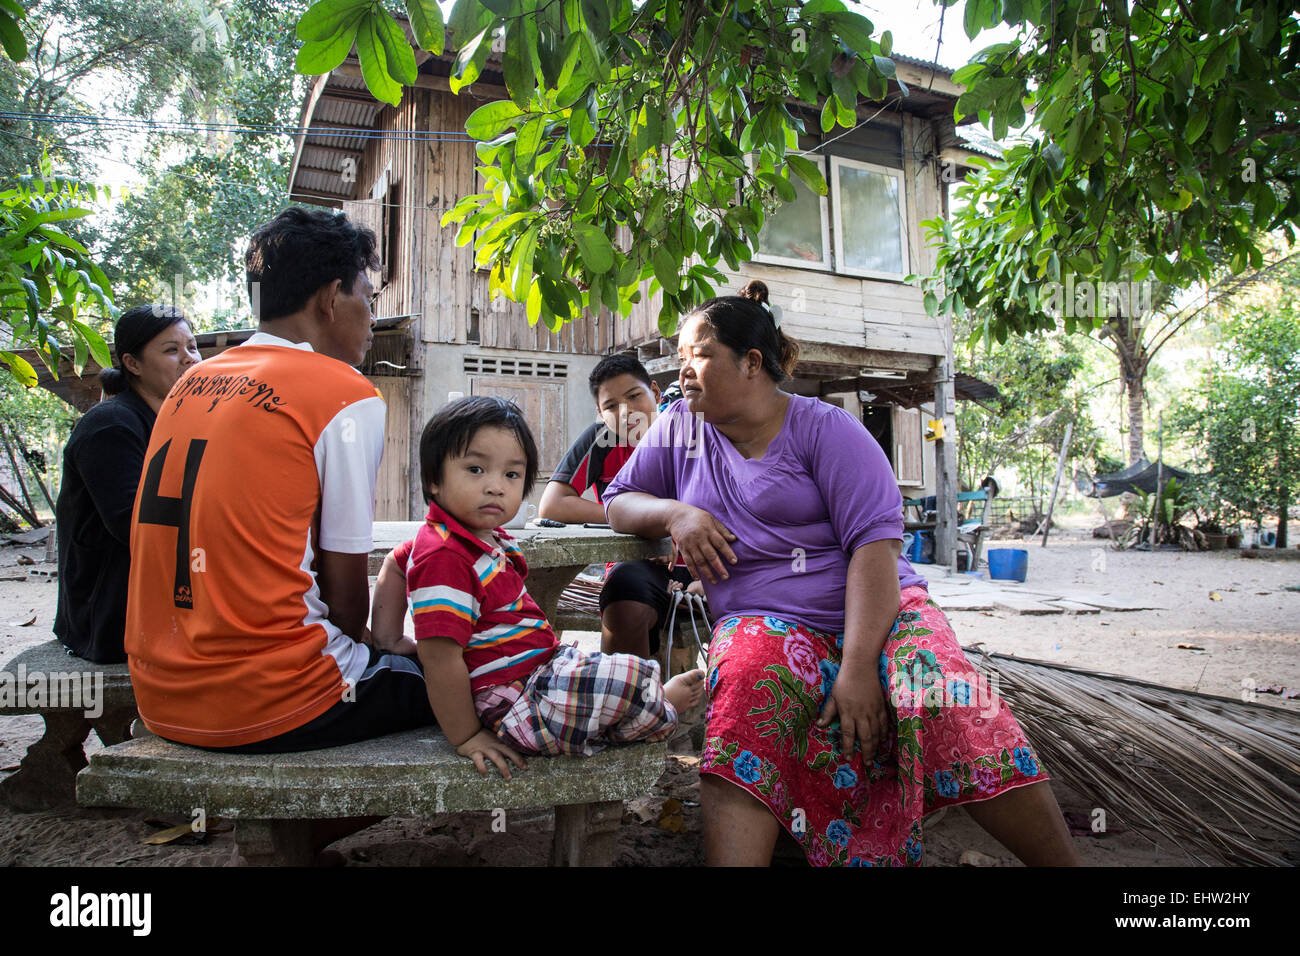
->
xmin=76 ymin=728 xmax=667 ymax=866
xmin=0 ymin=639 xmax=137 ymax=811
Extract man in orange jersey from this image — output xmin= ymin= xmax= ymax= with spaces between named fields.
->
xmin=125 ymin=207 xmax=435 ymax=753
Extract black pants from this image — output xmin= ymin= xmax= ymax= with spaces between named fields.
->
xmin=205 ymin=646 xmax=435 ymax=754
xmin=599 ymin=560 xmax=695 ymax=655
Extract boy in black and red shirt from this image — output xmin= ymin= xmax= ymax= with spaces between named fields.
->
xmin=539 ymin=355 xmax=695 ymax=659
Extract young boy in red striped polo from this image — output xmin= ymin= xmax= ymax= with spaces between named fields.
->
xmin=369 ymin=396 xmax=703 ymax=778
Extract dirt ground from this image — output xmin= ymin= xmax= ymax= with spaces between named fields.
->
xmin=1 ymin=524 xmax=1296 ymax=867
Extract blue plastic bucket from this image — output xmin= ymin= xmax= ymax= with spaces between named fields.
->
xmin=986 ymin=548 xmax=1028 ymax=582
xmin=908 ymin=530 xmax=934 ymax=564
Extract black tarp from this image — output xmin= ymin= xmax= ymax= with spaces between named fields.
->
xmin=1078 ymin=458 xmax=1204 ymax=497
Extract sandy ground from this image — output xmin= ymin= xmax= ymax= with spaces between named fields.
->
xmin=0 ymin=525 xmax=1296 ymax=868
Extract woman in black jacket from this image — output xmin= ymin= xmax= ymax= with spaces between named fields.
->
xmin=54 ymin=305 xmax=201 ymax=662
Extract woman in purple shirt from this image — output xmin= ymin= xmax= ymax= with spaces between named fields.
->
xmin=605 ymin=281 xmax=1078 ymax=867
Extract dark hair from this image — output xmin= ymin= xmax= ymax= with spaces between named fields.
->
xmin=418 ymin=396 xmax=541 ymax=502
xmin=588 ymin=353 xmax=653 ymax=400
xmin=685 ymin=280 xmax=800 ymax=381
xmin=244 ymin=207 xmax=379 ymax=322
xmin=100 ymin=304 xmax=189 ymax=396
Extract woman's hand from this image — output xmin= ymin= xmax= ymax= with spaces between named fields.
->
xmin=455 ymin=728 xmax=527 ymax=781
xmin=817 ymin=659 xmax=890 ymax=761
xmin=665 ymin=503 xmax=738 ymax=584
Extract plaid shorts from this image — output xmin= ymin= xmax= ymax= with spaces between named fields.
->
xmin=473 ymin=644 xmax=678 ymax=756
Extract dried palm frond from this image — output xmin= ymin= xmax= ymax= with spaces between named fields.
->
xmin=963 ymin=648 xmax=1300 ymax=866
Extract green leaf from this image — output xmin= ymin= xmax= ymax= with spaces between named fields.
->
xmin=355 ymin=14 xmax=403 ymax=106
xmin=829 ymin=11 xmax=874 ymax=51
xmin=631 ymin=104 xmax=663 ymax=158
xmin=580 ymin=0 xmax=610 ymax=38
xmin=786 ymin=154 xmax=827 ymax=195
xmin=1042 ymin=142 xmax=1065 ymax=178
xmin=1 ymin=351 xmax=38 ymax=387
xmin=0 ymin=10 xmax=27 ymax=61
xmin=406 ymin=0 xmax=444 ymax=54
xmin=511 ymin=224 xmax=540 ymax=301
xmin=502 ymin=25 xmax=533 ymax=108
xmin=450 ymin=24 xmax=492 ymax=94
xmin=652 ymin=245 xmax=679 ymax=292
xmin=69 ymin=319 xmax=111 ymax=370
xmin=924 ymin=291 xmax=938 ymax=316
xmin=1210 ymin=98 xmax=1239 ymax=153
xmin=951 ymin=63 xmax=984 ymax=87
xmin=465 ymin=100 xmax=524 ymax=140
xmin=568 ymin=99 xmax=595 ymax=146
xmin=873 ymin=55 xmax=896 ymax=79
xmin=295 ymin=31 xmax=356 ymax=75
xmin=297 ymin=0 xmax=368 ymax=42
xmin=820 ymin=97 xmax=836 ymax=132
xmin=573 ymin=223 xmax=615 ymax=274
xmin=515 ymin=116 xmax=545 ymax=173
xmin=1098 ymin=93 xmax=1126 ymax=114
xmin=447 ymin=0 xmax=493 ymax=44
xmin=374 ymin=9 xmax=417 ymax=86
xmin=1185 ymin=106 xmax=1209 ymax=145
xmin=1078 ymin=116 xmax=1106 ymax=164
xmin=880 ymin=30 xmax=893 ymax=57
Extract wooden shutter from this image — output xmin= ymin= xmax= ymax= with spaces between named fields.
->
xmin=893 ymin=405 xmax=923 ymax=486
xmin=371 ymin=376 xmax=411 ymax=519
xmin=467 ymin=375 xmax=567 ymax=475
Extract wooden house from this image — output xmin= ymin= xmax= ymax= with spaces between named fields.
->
xmin=285 ymin=37 xmax=991 ymax=562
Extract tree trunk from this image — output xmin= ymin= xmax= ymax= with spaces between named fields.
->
xmin=1126 ymin=374 xmax=1145 ymax=464
xmin=1109 ymin=305 xmax=1148 ymax=465
xmin=1279 ymin=491 xmax=1290 ymax=550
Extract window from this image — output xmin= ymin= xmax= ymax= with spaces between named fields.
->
xmin=830 ymin=157 xmax=909 ymax=280
xmin=371 ymin=165 xmax=397 ymax=285
xmin=754 ymin=155 xmax=832 ymax=270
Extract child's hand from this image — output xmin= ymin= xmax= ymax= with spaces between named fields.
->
xmin=456 ymin=728 xmax=527 ymax=781
xmin=686 ymin=579 xmax=705 ymax=597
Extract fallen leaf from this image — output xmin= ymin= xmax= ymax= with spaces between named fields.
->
xmin=1208 ymin=591 xmax=1223 ymax=601
xmin=1152 ymin=580 xmax=1164 ymax=585
xmin=1174 ymin=643 xmax=1206 ymax=651
xmin=15 ymin=555 xmax=34 ymax=565
xmin=5 ymin=612 xmax=36 ymax=627
xmin=657 ymin=797 xmax=685 ymax=833
xmin=139 ymin=823 xmax=201 ymax=846
xmin=1257 ymin=685 xmax=1299 ymax=699
xmin=1098 ymin=621 xmax=1110 ymax=626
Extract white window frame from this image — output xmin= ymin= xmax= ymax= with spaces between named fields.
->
xmin=752 ymin=154 xmax=833 ymax=272
xmin=829 ymin=155 xmax=910 ymax=281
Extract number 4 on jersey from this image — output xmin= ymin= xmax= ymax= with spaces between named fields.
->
xmin=138 ymin=438 xmax=207 ymax=609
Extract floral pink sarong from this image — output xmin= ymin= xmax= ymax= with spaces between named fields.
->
xmin=700 ymin=585 xmax=1048 ymax=866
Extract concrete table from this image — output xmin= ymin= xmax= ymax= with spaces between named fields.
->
xmin=371 ymin=522 xmax=672 ymax=623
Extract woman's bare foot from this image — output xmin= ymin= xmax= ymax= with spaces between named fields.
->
xmin=664 ymin=669 xmax=706 ymax=712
